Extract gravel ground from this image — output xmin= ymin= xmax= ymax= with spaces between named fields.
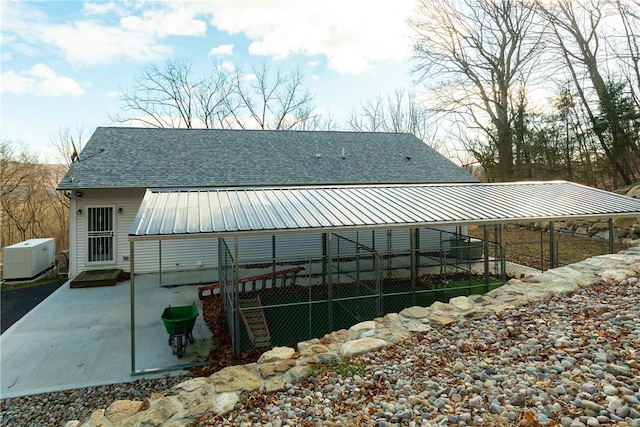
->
xmin=207 ymin=280 xmax=640 ymax=427
xmin=0 ymin=375 xmax=192 ymax=426
xmin=1 ymin=280 xmax=639 ymax=427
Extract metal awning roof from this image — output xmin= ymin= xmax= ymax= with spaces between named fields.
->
xmin=129 ymin=181 xmax=640 ymax=241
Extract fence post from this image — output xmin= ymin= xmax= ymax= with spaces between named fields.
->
xmin=549 ymin=222 xmax=556 ymax=270
xmin=326 ymin=233 xmax=333 ymax=332
xmin=497 ymin=224 xmax=506 ymax=284
xmin=608 ymin=218 xmax=615 ymax=254
xmin=483 ymin=225 xmax=490 ymax=293
xmin=130 ymin=240 xmax=136 ymax=374
xmin=158 ymin=240 xmax=162 ymax=286
xmin=234 ymin=237 xmax=240 ymax=358
xmin=376 ymin=253 xmax=383 ymax=316
xmin=322 ymin=234 xmax=327 ymax=288
xmin=411 ymin=228 xmax=418 ymax=306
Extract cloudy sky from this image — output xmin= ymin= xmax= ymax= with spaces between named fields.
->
xmin=1 ymin=0 xmax=418 ymax=162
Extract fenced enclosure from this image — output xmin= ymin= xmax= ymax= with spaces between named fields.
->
xmin=469 ymin=224 xmax=623 ymax=273
xmin=217 ymin=227 xmax=506 ymax=356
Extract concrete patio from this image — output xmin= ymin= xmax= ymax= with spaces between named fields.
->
xmin=0 ymin=272 xmax=213 ymax=399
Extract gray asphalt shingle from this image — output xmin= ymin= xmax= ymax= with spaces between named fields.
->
xmin=57 ymin=127 xmax=478 ymax=189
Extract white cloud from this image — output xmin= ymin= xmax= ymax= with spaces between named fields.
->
xmin=82 ymin=2 xmax=127 ymax=16
xmin=197 ymin=0 xmax=416 ymax=74
xmin=1 ymin=63 xmax=85 ymax=97
xmin=43 ymin=21 xmax=173 ymax=66
xmin=1 ymin=1 xmax=415 ymax=73
xmin=311 ymin=74 xmax=320 ymax=80
xmin=209 ymin=43 xmax=234 ymax=56
xmin=106 ymin=90 xmax=120 ymax=99
xmin=220 ymin=60 xmax=235 ymax=71
xmin=1 ymin=52 xmax=12 ymax=62
xmin=308 ymin=61 xmax=319 ymax=67
xmin=241 ymin=73 xmax=257 ymax=82
xmin=1 ymin=2 xmax=207 ymax=67
xmin=120 ymin=7 xmax=207 ymax=38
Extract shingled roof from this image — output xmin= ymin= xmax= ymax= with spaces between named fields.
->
xmin=57 ymin=127 xmax=478 ymax=190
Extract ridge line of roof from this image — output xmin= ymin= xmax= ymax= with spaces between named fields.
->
xmin=144 ymin=180 xmax=574 ymax=193
xmin=95 ymin=126 xmax=414 ymax=136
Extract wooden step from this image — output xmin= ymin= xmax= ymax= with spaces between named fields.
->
xmin=239 ymin=296 xmax=271 ymax=348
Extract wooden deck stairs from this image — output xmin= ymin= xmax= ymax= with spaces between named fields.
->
xmin=70 ymin=269 xmax=122 ymax=288
xmin=239 ymin=295 xmax=271 ymax=348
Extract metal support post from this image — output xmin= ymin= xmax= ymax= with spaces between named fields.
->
xmin=497 ymin=224 xmax=505 ymax=283
xmin=410 ymin=228 xmax=417 ymax=306
xmin=608 ymin=218 xmax=615 ymax=254
xmin=322 ymin=234 xmax=327 ymax=287
xmin=549 ymin=222 xmax=556 ymax=269
xmin=233 ymin=237 xmax=240 ymax=358
xmin=327 ymin=233 xmax=333 ymax=332
xmin=158 ymin=240 xmax=162 ymax=286
xmin=376 ymin=254 xmax=383 ymax=316
xmin=483 ymin=226 xmax=490 ymax=293
xmin=130 ymin=240 xmax=136 ymax=374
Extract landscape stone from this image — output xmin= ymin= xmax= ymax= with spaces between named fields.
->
xmin=428 ymin=313 xmax=458 ymax=326
xmin=398 ymin=306 xmax=431 ymax=320
xmin=172 ymin=377 xmax=209 ymax=392
xmin=348 ymin=320 xmax=376 ymax=340
xmin=340 ymin=337 xmax=387 ymax=357
xmin=66 ymin=242 xmax=640 ymax=427
xmin=258 ymin=346 xmax=295 ymax=364
xmin=210 ymin=365 xmax=261 ymax=393
xmin=448 ymin=296 xmax=473 ymax=311
xmin=105 ymin=400 xmax=143 ymax=424
xmin=139 ymin=397 xmax=179 ymax=426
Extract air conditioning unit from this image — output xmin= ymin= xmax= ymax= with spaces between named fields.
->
xmin=3 ymin=238 xmax=56 ymax=281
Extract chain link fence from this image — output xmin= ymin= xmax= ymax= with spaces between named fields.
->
xmin=473 ymin=224 xmax=612 ymax=277
xmin=218 ymin=228 xmax=506 ymax=355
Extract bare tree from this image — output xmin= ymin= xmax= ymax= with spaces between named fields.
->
xmin=50 ymin=124 xmax=90 ymax=168
xmin=112 ymin=59 xmax=237 ymax=129
xmin=346 ymin=88 xmax=439 ymax=148
xmin=410 ymin=0 xmax=542 ymax=181
xmin=613 ymin=0 xmax=640 ymax=110
xmin=1 ymin=139 xmax=71 ymax=249
xmin=536 ymin=0 xmax=640 ymax=186
xmin=112 ymin=59 xmax=317 ymax=131
xmin=229 ymin=63 xmax=315 ymax=130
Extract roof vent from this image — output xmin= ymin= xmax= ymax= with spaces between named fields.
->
xmin=406 ymin=156 xmax=412 ymax=160
xmin=341 ymin=147 xmax=346 ymax=159
xmin=315 ymin=153 xmax=322 ymax=159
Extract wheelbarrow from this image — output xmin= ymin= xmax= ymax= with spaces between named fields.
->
xmin=161 ymin=304 xmax=199 ymax=358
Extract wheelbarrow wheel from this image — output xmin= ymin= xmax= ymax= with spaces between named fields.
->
xmin=168 ymin=335 xmax=173 ymax=347
xmin=176 ymin=335 xmax=184 ymax=358
xmin=188 ymin=333 xmax=195 ymax=344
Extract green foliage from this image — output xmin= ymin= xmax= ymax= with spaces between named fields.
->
xmin=306 ymin=357 xmax=366 ymax=379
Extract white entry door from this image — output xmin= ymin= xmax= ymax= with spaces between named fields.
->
xmin=87 ymin=206 xmax=114 ymax=263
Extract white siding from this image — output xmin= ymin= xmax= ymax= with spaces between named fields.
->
xmin=71 ymin=190 xmax=469 ymax=279
xmin=133 ymin=239 xmax=218 ymax=273
xmin=72 ymin=189 xmax=144 ymax=277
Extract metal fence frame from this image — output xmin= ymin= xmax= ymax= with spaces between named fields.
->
xmin=220 ymin=226 xmax=504 ymax=356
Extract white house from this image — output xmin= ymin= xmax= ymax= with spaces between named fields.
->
xmin=57 ymin=127 xmax=479 ymax=280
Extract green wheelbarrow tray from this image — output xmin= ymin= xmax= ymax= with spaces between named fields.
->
xmin=161 ymin=304 xmax=199 ymax=358
xmin=161 ymin=305 xmax=199 ymax=335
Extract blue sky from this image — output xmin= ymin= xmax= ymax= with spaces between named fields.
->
xmin=1 ymin=0 xmax=418 ymax=162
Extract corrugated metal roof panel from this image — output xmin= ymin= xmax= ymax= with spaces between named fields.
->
xmin=129 ymin=181 xmax=640 ymax=240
